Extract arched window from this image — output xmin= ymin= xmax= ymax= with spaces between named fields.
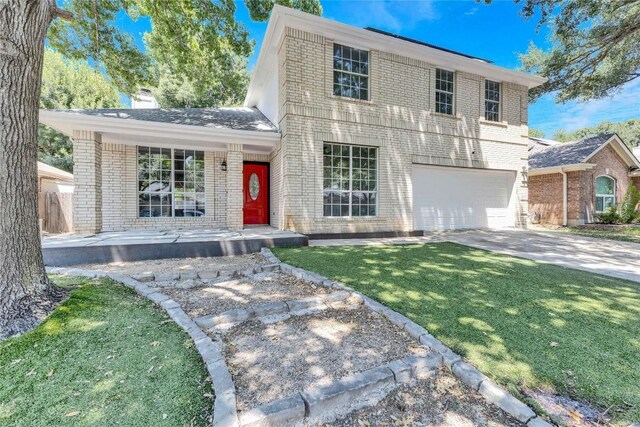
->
xmin=595 ymin=176 xmax=615 ymax=212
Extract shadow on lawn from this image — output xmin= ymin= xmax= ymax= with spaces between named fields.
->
xmin=275 ymin=243 xmax=640 ymax=424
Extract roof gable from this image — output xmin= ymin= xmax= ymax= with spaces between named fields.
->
xmin=529 ymin=134 xmax=640 ymax=170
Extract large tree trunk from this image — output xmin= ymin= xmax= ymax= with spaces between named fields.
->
xmin=0 ymin=0 xmax=58 ymax=338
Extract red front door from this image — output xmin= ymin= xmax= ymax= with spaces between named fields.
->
xmin=243 ymin=163 xmax=269 ymax=225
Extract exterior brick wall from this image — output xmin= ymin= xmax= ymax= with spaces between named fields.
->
xmin=72 ymin=130 xmax=102 ymax=233
xmin=277 ymin=27 xmax=530 ymax=234
xmin=528 ymin=173 xmax=563 ymax=225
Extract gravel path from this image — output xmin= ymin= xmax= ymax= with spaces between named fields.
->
xmin=163 ymin=271 xmax=330 ymax=318
xmin=223 ymin=306 xmax=427 ymax=411
xmin=80 ymin=253 xmax=267 ymax=275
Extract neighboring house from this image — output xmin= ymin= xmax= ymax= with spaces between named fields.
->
xmin=38 ymin=161 xmax=74 ymax=193
xmin=528 ymin=134 xmax=640 ymax=226
xmin=39 ymin=6 xmax=545 ymax=236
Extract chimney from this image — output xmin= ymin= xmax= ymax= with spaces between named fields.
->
xmin=131 ymin=88 xmax=158 ymax=109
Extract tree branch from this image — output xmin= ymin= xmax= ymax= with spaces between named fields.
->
xmin=54 ymin=8 xmax=73 ymax=20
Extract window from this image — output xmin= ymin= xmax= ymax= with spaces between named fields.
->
xmin=485 ymin=80 xmax=500 ymax=121
xmin=333 ymin=44 xmax=369 ymax=100
xmin=595 ymin=176 xmax=615 ymax=213
xmin=137 ymin=146 xmax=206 ymax=218
xmin=323 ymin=143 xmax=377 ymax=217
xmin=435 ymin=68 xmax=454 ymax=115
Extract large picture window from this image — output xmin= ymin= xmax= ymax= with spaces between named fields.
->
xmin=323 ymin=143 xmax=377 ymax=217
xmin=333 ymin=44 xmax=369 ymax=100
xmin=595 ymin=175 xmax=615 ymax=213
xmin=435 ymin=68 xmax=454 ymax=115
xmin=137 ymin=146 xmax=205 ymax=218
xmin=485 ymin=80 xmax=500 ymax=122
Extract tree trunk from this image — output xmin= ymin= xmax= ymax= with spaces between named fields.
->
xmin=0 ymin=0 xmax=57 ymax=338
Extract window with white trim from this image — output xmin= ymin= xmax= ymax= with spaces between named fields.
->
xmin=323 ymin=143 xmax=377 ymax=217
xmin=333 ymin=44 xmax=369 ymax=100
xmin=595 ymin=175 xmax=615 ymax=212
xmin=137 ymin=146 xmax=206 ymax=218
xmin=435 ymin=69 xmax=454 ymax=115
xmin=485 ymin=80 xmax=500 ymax=121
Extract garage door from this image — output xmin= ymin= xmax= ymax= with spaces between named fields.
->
xmin=412 ymin=165 xmax=516 ymax=230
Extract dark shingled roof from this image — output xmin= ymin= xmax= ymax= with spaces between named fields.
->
xmin=57 ymin=107 xmax=279 ymax=133
xmin=529 ymin=134 xmax=616 ymax=169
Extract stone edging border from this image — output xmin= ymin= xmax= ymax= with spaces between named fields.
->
xmin=260 ymin=248 xmax=555 ymax=427
xmin=46 ymin=266 xmax=239 ymax=427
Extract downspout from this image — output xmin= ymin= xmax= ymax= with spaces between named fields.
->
xmin=560 ymin=168 xmax=568 ymax=226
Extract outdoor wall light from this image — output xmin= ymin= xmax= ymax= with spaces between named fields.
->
xmin=221 ymin=160 xmax=227 ymax=171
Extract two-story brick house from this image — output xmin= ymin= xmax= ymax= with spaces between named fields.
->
xmin=40 ymin=6 xmax=545 ymax=236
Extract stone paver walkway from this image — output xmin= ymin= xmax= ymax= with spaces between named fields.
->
xmin=51 ymin=251 xmax=553 ymax=427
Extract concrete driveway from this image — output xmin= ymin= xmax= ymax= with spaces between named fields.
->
xmin=312 ymin=229 xmax=640 ymax=283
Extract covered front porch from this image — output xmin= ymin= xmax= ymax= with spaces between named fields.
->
xmin=39 ymin=107 xmax=281 ymax=234
xmin=42 ymin=226 xmax=307 ymax=266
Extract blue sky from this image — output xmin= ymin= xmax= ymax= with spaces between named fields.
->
xmin=119 ymin=0 xmax=639 ymax=138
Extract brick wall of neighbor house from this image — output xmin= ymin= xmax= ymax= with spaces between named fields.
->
xmin=100 ymin=144 xmax=228 ymax=231
xmin=528 ymin=173 xmax=564 ymax=225
xmin=277 ymin=27 xmax=530 ymax=234
xmin=575 ymin=144 xmax=634 ymax=225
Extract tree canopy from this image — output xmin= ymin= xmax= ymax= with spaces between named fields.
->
xmin=528 ymin=128 xmax=545 ymax=138
xmin=553 ymin=118 xmax=640 ymax=149
xmin=48 ymin=0 xmax=322 ymax=96
xmin=39 ymin=48 xmax=122 ymax=172
xmin=513 ymin=0 xmax=640 ymax=103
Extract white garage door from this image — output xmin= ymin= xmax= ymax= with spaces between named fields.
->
xmin=412 ymin=165 xmax=516 ymax=230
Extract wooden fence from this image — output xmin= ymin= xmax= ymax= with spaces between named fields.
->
xmin=38 ymin=192 xmax=73 ymax=234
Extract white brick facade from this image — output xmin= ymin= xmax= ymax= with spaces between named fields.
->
xmin=274 ymin=28 xmax=529 ymax=234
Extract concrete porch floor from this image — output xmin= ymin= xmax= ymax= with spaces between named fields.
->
xmin=42 ymin=227 xmax=307 ymax=266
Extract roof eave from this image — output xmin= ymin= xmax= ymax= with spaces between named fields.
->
xmin=582 ymin=134 xmax=640 ymax=169
xmin=39 ymin=110 xmax=281 ymax=148
xmin=528 ymin=163 xmax=597 ymax=176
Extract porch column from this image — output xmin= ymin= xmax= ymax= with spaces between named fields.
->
xmin=226 ymin=144 xmax=243 ymax=229
xmin=72 ymin=130 xmax=102 ymax=233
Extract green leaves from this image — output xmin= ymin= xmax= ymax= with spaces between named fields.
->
xmin=515 ymin=0 xmax=640 ymax=103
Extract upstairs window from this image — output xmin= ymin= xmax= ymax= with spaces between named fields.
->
xmin=333 ymin=44 xmax=369 ymax=100
xmin=485 ymin=80 xmax=501 ymax=121
xmin=435 ymin=69 xmax=454 ymax=115
xmin=138 ymin=146 xmax=206 ymax=218
xmin=595 ymin=176 xmax=615 ymax=213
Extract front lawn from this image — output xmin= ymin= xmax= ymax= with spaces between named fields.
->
xmin=274 ymin=243 xmax=640 ymax=425
xmin=0 ymin=276 xmax=211 ymax=427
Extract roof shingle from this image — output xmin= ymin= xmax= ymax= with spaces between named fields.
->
xmin=55 ymin=107 xmax=278 ymax=133
xmin=528 ymin=134 xmax=616 ymax=169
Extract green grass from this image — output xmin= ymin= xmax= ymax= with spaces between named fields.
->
xmin=0 ymin=276 xmax=211 ymax=427
xmin=274 ymin=243 xmax=640 ymax=424
xmin=542 ymin=225 xmax=640 ymax=243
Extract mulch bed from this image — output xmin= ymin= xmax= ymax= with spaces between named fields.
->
xmin=163 ymin=271 xmax=330 ymax=318
xmin=326 ymin=366 xmax=524 ymax=427
xmin=224 ymin=306 xmax=426 ymax=411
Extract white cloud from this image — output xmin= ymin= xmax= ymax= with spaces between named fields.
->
xmin=529 ymin=79 xmax=640 ymax=137
xmin=464 ymin=7 xmax=479 ymax=16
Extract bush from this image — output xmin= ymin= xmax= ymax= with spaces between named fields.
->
xmin=597 ymin=206 xmax=620 ymax=224
xmin=619 ymin=185 xmax=640 ymax=224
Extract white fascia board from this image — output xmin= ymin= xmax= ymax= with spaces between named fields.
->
xmin=39 ymin=110 xmax=280 ymax=148
xmin=528 ymin=163 xmax=596 ymax=176
xmin=583 ymin=135 xmax=640 ymax=169
xmin=245 ymin=5 xmax=546 ymax=107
